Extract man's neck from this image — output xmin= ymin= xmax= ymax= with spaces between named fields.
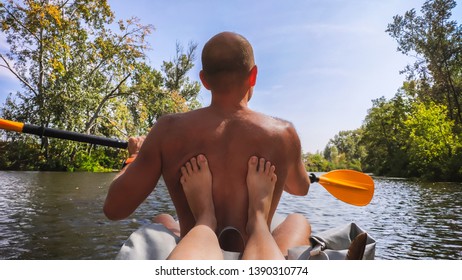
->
xmin=209 ymin=90 xmax=251 ymax=115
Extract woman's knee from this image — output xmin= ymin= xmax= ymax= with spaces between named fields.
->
xmin=286 ymin=213 xmax=311 ymax=231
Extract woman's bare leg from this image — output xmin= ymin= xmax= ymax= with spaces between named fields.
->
xmin=242 ymin=157 xmax=285 ymax=260
xmin=272 ymin=213 xmax=311 ymax=256
xmin=167 ymin=155 xmax=223 ymax=260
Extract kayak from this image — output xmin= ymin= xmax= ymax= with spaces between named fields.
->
xmin=116 ymin=214 xmax=376 ymax=260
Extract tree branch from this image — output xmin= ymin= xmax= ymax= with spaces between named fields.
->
xmin=0 ymin=53 xmax=38 ymax=96
xmin=3 ymin=3 xmax=41 ymax=42
xmin=84 ymin=74 xmax=131 ymax=133
xmin=108 ymin=73 xmax=131 ymax=98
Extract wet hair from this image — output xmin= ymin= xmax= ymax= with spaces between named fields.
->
xmin=201 ymin=32 xmax=255 ymax=79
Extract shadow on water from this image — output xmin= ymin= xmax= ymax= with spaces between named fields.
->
xmin=0 ymin=171 xmax=461 ymax=259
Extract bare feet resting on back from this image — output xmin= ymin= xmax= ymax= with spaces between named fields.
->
xmin=243 ymin=156 xmax=284 ymax=260
xmin=168 ymin=155 xmax=286 ymax=260
xmin=167 ymin=154 xmax=222 ymax=259
xmin=245 ymin=156 xmax=311 ymax=258
xmin=180 ymin=154 xmax=216 ymax=230
xmin=246 ymin=156 xmax=277 ymax=232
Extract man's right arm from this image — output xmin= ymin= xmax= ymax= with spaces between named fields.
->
xmin=103 ymin=120 xmax=164 ymax=220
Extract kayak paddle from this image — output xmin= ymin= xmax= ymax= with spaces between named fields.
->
xmin=309 ymin=170 xmax=374 ymax=206
xmin=0 ymin=118 xmax=128 ymax=149
xmin=2 ymin=119 xmax=374 ymax=206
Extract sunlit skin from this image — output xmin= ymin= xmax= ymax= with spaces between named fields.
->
xmin=167 ymin=155 xmax=285 ymax=260
xmin=103 ymin=32 xmax=311 ymax=255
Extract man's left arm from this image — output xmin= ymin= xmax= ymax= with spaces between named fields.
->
xmin=283 ymin=124 xmax=310 ymax=196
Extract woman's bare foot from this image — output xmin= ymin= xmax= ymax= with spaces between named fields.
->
xmin=180 ymin=154 xmax=216 ymax=230
xmin=246 ymin=156 xmax=277 ymax=233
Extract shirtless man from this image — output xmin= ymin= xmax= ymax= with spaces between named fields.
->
xmin=103 ymin=31 xmax=311 ymax=257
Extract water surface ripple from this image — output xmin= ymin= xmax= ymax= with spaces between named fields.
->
xmin=0 ymin=172 xmax=460 ymax=260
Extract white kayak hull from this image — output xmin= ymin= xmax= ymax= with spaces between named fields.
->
xmin=116 ymin=215 xmax=376 ymax=260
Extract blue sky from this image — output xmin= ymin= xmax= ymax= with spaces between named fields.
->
xmin=1 ymin=0 xmax=461 ymax=153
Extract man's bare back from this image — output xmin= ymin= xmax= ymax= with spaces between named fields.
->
xmin=104 ymin=31 xmax=310 ymax=254
xmin=152 ymin=106 xmax=304 ymax=239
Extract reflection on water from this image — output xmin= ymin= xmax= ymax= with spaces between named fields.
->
xmin=0 ymin=171 xmax=460 ymax=259
xmin=0 ymin=172 xmax=173 ymax=260
xmin=277 ymin=176 xmax=462 ymax=260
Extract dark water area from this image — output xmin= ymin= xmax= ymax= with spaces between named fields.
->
xmin=0 ymin=171 xmax=460 ymax=260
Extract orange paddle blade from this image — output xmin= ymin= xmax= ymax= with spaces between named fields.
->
xmin=0 ymin=119 xmax=24 ymax=133
xmin=317 ymin=170 xmax=374 ymax=206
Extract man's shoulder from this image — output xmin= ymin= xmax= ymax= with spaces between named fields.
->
xmin=156 ymin=108 xmax=205 ymax=125
xmin=269 ymin=115 xmax=294 ymax=127
xmin=155 ymin=108 xmax=295 ymax=135
xmin=252 ymin=111 xmax=294 ymax=130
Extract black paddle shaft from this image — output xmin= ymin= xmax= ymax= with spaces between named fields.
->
xmin=309 ymin=173 xmax=319 ymax=183
xmin=22 ymin=124 xmax=128 ymax=149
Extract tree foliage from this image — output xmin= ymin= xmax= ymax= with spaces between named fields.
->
xmin=405 ymin=102 xmax=459 ymax=179
xmin=0 ymin=0 xmax=201 ymax=171
xmin=323 ymin=129 xmax=366 ymax=171
xmin=386 ymin=0 xmax=462 ymax=125
xmin=307 ymin=0 xmax=462 ymax=181
xmin=303 ymin=152 xmax=332 ymax=172
xmin=303 ymin=129 xmax=366 ymax=173
xmin=361 ymin=92 xmax=411 ymax=176
xmin=380 ymin=0 xmax=461 ymax=180
xmin=359 ymin=93 xmax=461 ymax=180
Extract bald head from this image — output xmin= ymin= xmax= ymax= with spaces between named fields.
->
xmin=201 ymin=32 xmax=255 ymax=77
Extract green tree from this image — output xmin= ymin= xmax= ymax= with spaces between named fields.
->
xmin=126 ymin=43 xmax=201 ymax=135
xmin=0 ymin=0 xmax=151 ymax=168
xmin=386 ymin=0 xmax=462 ymax=124
xmin=405 ymin=102 xmax=458 ymax=179
xmin=323 ymin=128 xmax=366 ymax=171
xmin=162 ymin=42 xmax=201 ymax=106
xmin=383 ymin=0 xmax=462 ymax=181
xmin=361 ymin=93 xmax=411 ymax=176
xmin=303 ymin=152 xmax=332 ymax=172
xmin=320 ymin=0 xmax=462 ymax=181
xmin=0 ymin=0 xmax=152 ymax=132
xmin=0 ymin=0 xmax=201 ymax=171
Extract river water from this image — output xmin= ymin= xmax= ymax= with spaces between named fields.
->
xmin=0 ymin=171 xmax=460 ymax=260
